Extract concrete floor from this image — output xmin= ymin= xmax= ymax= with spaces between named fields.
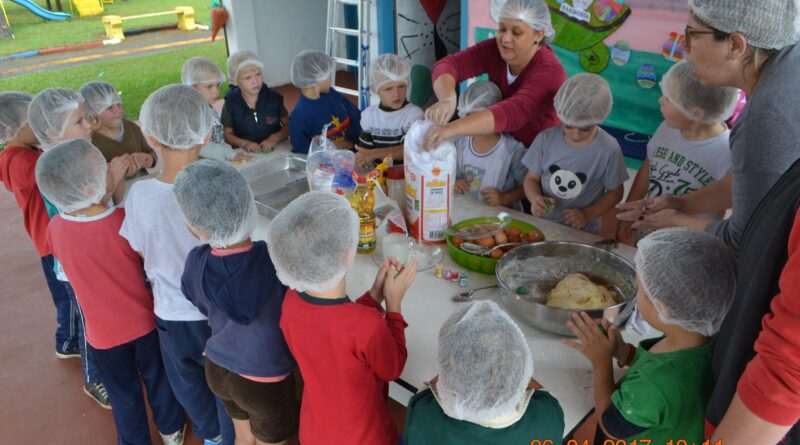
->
xmin=0 ymin=75 xmax=599 ymax=444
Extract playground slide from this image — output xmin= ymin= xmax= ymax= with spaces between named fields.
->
xmin=10 ymin=0 xmax=71 ymax=21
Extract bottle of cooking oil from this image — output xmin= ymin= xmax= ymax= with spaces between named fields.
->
xmin=347 ymin=177 xmax=376 ymax=253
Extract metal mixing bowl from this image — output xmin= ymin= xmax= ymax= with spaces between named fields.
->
xmin=495 ymin=241 xmax=637 ymax=336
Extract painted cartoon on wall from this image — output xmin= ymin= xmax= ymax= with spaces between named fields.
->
xmin=396 ymin=0 xmax=461 ymax=106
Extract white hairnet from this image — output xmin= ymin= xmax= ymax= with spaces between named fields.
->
xmin=35 ymin=139 xmax=107 ymax=213
xmin=182 ymin=56 xmax=226 ymax=86
xmin=79 ymin=81 xmax=122 ymax=117
xmin=267 ymin=191 xmax=359 ymax=293
xmin=660 ymin=60 xmax=740 ymax=125
xmin=458 ymin=80 xmax=502 ymax=118
xmin=496 ymin=0 xmax=556 ymax=45
xmin=0 ymin=92 xmax=33 ymax=144
xmin=554 ymin=73 xmax=613 ymax=127
xmin=226 ymin=50 xmax=263 ymax=86
xmin=635 ymin=228 xmax=737 ymax=336
xmin=28 ymin=88 xmax=83 ymax=148
xmin=689 ymin=0 xmax=800 ymax=50
xmin=139 ymin=84 xmax=214 ymax=150
xmin=174 ymin=160 xmax=255 ymax=248
xmin=370 ymin=54 xmax=411 ymax=92
xmin=437 ymin=301 xmax=534 ymax=424
xmin=291 ymin=50 xmax=335 ymax=89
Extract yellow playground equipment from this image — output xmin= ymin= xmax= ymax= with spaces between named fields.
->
xmin=72 ymin=0 xmax=103 ymax=17
xmin=102 ymin=6 xmax=196 ymax=40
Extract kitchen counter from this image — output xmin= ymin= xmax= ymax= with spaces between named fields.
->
xmin=244 ymin=147 xmax=649 ymax=437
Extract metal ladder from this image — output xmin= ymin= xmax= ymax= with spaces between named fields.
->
xmin=325 ymin=0 xmax=370 ymax=109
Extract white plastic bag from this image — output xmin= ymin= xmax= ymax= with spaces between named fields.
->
xmin=404 ymin=120 xmax=456 ymax=243
xmin=306 ymin=126 xmax=356 ymax=195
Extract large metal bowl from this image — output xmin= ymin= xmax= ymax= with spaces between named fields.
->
xmin=495 ymin=241 xmax=637 ymax=336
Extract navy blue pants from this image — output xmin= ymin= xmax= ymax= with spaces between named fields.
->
xmin=63 ymin=281 xmax=101 ymax=385
xmin=155 ymin=317 xmax=234 ymax=444
xmin=40 ymin=255 xmax=77 ymax=352
xmin=91 ymin=329 xmax=186 ymax=445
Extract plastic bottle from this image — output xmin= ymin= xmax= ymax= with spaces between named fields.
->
xmin=347 ymin=177 xmax=377 ymax=254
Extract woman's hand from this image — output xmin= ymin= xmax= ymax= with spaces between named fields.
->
xmin=632 ymin=208 xmax=683 ymax=232
xmin=423 ymin=124 xmax=455 ymax=151
xmin=619 ymin=196 xmax=681 ymax=220
xmin=425 ymin=95 xmax=457 ymax=125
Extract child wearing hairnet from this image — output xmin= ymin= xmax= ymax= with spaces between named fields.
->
xmin=37 ymin=139 xmax=187 ymax=445
xmin=182 ymin=57 xmax=253 ymax=163
xmin=120 ymin=85 xmax=233 ymax=445
xmin=405 ymin=301 xmax=564 ymax=444
xmin=28 ymin=87 xmax=135 ymax=409
xmin=80 ymin=81 xmax=157 ymax=179
xmin=175 ymin=161 xmax=299 ymax=445
xmin=221 ymin=50 xmax=289 ymax=153
xmin=355 ymin=54 xmax=423 ymax=166
xmin=268 ymin=191 xmax=417 ymax=445
xmin=522 ymin=73 xmax=628 ymax=234
xmin=0 ymin=92 xmax=100 ymax=395
xmin=453 ymin=80 xmax=528 ymax=209
xmin=288 ymin=50 xmax=361 ymax=154
xmin=617 ymin=60 xmax=740 ymax=245
xmin=564 ymin=228 xmax=736 ymax=444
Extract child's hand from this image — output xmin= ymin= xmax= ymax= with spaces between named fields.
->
xmin=530 ymin=195 xmax=555 ymax=217
xmin=333 ymin=140 xmax=355 ymax=150
xmin=232 ymin=151 xmax=254 ymax=162
xmin=242 ymin=141 xmax=261 ymax=153
xmin=259 ymin=136 xmax=277 ymax=152
xmin=131 ymin=152 xmax=153 ymax=170
xmin=562 ymin=312 xmax=615 ymax=367
xmin=369 ymin=257 xmax=402 ymax=305
xmin=563 ymin=208 xmax=589 ymax=230
xmin=455 ymin=178 xmax=470 ymax=194
xmin=601 ymin=319 xmax=630 ymax=364
xmin=384 ymin=260 xmax=417 ymax=313
xmin=616 ymin=220 xmax=636 ymax=245
xmin=109 ymin=155 xmax=131 ymax=183
xmin=481 ymin=188 xmax=503 ymax=206
xmin=354 ymin=145 xmax=373 ymax=168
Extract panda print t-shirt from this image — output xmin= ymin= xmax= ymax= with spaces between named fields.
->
xmin=522 ymin=125 xmax=629 ymax=233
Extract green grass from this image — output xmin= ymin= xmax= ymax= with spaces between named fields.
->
xmin=0 ymin=0 xmax=213 ymax=55
xmin=0 ymin=39 xmax=228 ymax=119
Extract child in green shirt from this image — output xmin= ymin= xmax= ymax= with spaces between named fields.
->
xmin=405 ymin=300 xmax=564 ymax=445
xmin=564 ymin=228 xmax=737 ymax=443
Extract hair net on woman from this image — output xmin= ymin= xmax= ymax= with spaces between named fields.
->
xmin=370 ymin=54 xmax=411 ymax=92
xmin=267 ymin=191 xmax=359 ymax=293
xmin=28 ymin=88 xmax=83 ymax=148
xmin=688 ymin=0 xmax=800 ymax=50
xmin=35 ymin=139 xmax=107 ymax=213
xmin=182 ymin=56 xmax=226 ymax=86
xmin=493 ymin=0 xmax=556 ymax=46
xmin=0 ymin=92 xmax=33 ymax=144
xmin=139 ymin=84 xmax=214 ymax=150
xmin=553 ymin=73 xmax=613 ymax=127
xmin=436 ymin=300 xmax=534 ymax=424
xmin=635 ymin=228 xmax=737 ymax=336
xmin=79 ymin=81 xmax=122 ymax=117
xmin=226 ymin=50 xmax=263 ymax=86
xmin=458 ymin=80 xmax=503 ymax=118
xmin=660 ymin=60 xmax=739 ymax=125
xmin=291 ymin=50 xmax=335 ymax=89
xmin=174 ymin=160 xmax=256 ymax=248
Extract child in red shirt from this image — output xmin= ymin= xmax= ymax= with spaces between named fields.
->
xmin=0 ymin=92 xmax=83 ymax=361
xmin=37 ymin=139 xmax=186 ymax=445
xmin=267 ymin=191 xmax=418 ymax=445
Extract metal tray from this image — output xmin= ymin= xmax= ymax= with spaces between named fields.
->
xmin=245 ymin=157 xmax=309 ymax=218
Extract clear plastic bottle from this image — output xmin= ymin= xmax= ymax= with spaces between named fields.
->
xmin=348 ymin=177 xmax=376 ymax=254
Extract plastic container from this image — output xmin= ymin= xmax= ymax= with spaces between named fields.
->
xmin=446 ymin=217 xmax=544 ymax=274
xmin=347 ymin=177 xmax=377 ymax=254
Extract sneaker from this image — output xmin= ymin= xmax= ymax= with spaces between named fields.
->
xmin=161 ymin=424 xmax=187 ymax=445
xmin=204 ymin=436 xmax=222 ymax=445
xmin=83 ymin=382 xmax=111 ymax=409
xmin=55 ymin=347 xmax=80 ymax=359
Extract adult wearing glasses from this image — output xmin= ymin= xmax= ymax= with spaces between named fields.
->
xmin=423 ymin=0 xmax=565 ymax=150
xmin=625 ymin=1 xmax=800 ymax=444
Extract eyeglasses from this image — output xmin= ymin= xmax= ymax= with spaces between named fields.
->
xmin=684 ymin=25 xmax=718 ymax=51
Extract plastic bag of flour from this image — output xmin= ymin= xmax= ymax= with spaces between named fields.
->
xmin=403 ymin=120 xmax=456 ymax=244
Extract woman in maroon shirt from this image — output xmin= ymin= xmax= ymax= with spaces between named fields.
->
xmin=423 ymin=0 xmax=565 ymax=149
